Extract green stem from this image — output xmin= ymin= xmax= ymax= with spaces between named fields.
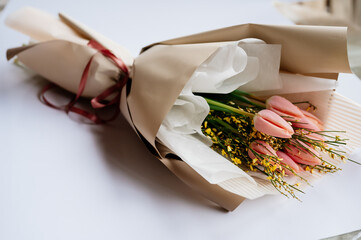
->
xmin=207 ymin=105 xmax=234 ymax=114
xmin=348 ymin=158 xmax=361 ymax=165
xmin=208 ymin=118 xmax=242 ymax=136
xmin=232 ymin=89 xmax=251 ymax=97
xmin=233 ymin=90 xmax=266 ymax=103
xmin=205 ymin=98 xmax=254 ymax=118
xmin=196 ymin=91 xmax=265 ymax=108
xmin=229 ymin=92 xmax=266 ymax=108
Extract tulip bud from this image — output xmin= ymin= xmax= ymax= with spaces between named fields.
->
xmin=276 ymin=151 xmax=303 ymax=175
xmin=301 ymin=109 xmax=324 ymax=131
xmin=284 ymin=140 xmax=321 ymax=166
xmin=248 ymin=140 xmax=277 ymax=161
xmin=254 ymin=109 xmax=294 ymax=138
xmin=292 ymin=117 xmax=320 ymax=131
xmin=266 ymin=96 xmax=304 ymax=121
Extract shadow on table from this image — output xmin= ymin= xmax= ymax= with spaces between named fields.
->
xmin=21 ymin=71 xmax=226 ymax=212
xmin=91 ymin=114 xmax=226 ymax=212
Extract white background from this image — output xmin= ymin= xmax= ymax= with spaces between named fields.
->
xmin=1 ymin=1 xmax=361 ymax=240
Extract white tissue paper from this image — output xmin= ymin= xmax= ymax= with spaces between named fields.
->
xmin=157 ymin=39 xmax=282 ymax=186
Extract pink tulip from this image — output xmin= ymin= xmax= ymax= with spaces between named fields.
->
xmin=266 ymin=96 xmax=304 ymax=121
xmin=254 ymin=109 xmax=294 ymax=138
xmin=292 ymin=117 xmax=320 ymax=131
xmin=276 ymin=151 xmax=303 ymax=175
xmin=284 ymin=140 xmax=321 ymax=166
xmin=303 ymin=109 xmax=324 ymax=130
xmin=248 ymin=140 xmax=277 ymax=161
xmin=292 ymin=109 xmax=324 ymax=131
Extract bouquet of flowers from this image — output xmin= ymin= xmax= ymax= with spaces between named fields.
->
xmin=6 ymin=7 xmax=361 ymax=211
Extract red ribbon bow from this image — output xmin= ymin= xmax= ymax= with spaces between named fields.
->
xmin=40 ymin=40 xmax=129 ymax=124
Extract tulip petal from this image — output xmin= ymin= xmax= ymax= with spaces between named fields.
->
xmin=285 ymin=140 xmax=321 ymax=166
xmin=266 ymin=96 xmax=304 ymax=121
xmin=276 ymin=151 xmax=303 ymax=174
xmin=254 ymin=109 xmax=294 ymax=138
xmin=292 ymin=115 xmax=321 ymax=131
xmin=300 ymin=109 xmax=324 ymax=130
xmin=287 ymin=154 xmax=321 ymax=166
xmin=248 ymin=140 xmax=277 ymax=160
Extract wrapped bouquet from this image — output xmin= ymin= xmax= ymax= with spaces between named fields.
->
xmin=6 ymin=7 xmax=361 ymax=211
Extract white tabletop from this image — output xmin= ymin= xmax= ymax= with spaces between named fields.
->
xmin=1 ymin=1 xmax=361 ymax=240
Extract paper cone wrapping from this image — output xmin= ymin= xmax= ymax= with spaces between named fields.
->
xmin=6 ymin=7 xmax=133 ymax=98
xmin=6 ymin=7 xmax=361 ymax=211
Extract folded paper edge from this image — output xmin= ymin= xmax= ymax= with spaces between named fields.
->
xmin=6 ymin=44 xmax=37 ymax=60
xmin=159 ymin=157 xmax=245 ymax=211
xmin=141 ymin=23 xmax=351 ymax=75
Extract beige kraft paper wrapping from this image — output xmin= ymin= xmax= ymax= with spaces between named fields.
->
xmin=6 ymin=7 xmax=361 ymax=211
xmin=273 ymin=1 xmax=361 ymax=83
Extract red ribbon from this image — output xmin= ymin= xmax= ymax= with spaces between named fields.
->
xmin=40 ymin=40 xmax=129 ymax=124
